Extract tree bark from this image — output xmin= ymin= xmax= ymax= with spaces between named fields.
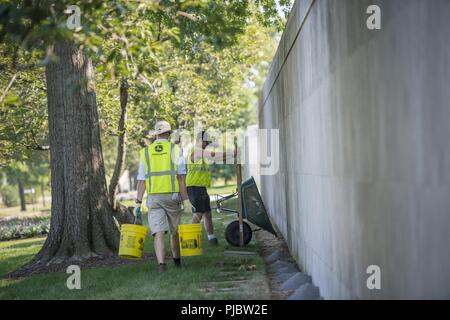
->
xmin=128 ymin=173 xmax=133 ymax=191
xmin=40 ymin=181 xmax=45 ymax=207
xmin=18 ymin=179 xmax=26 ymax=212
xmin=109 ymin=78 xmax=128 ymax=210
xmin=28 ymin=41 xmax=119 ymax=267
xmin=108 ymin=79 xmax=134 ymax=225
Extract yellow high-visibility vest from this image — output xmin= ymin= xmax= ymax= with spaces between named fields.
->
xmin=140 ymin=141 xmax=180 ymax=194
xmin=186 ymin=150 xmax=211 ymax=188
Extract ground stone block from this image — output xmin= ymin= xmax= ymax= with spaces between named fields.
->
xmin=270 ymin=260 xmax=298 ymax=274
xmin=288 ymin=283 xmax=320 ymax=300
xmin=282 ymin=273 xmax=312 ymax=291
xmin=266 ymin=250 xmax=288 ymax=263
xmin=275 ymin=272 xmax=296 ymax=283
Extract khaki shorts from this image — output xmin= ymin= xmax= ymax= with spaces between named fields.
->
xmin=147 ymin=193 xmax=182 ymax=236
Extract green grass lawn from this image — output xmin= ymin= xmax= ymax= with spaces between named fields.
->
xmin=0 ymin=213 xmax=269 ymax=300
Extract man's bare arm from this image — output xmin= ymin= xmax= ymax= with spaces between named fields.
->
xmin=136 ymin=180 xmax=146 ymax=202
xmin=177 ymin=175 xmax=189 ymax=201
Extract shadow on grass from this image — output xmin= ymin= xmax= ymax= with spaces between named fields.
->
xmin=1 ymin=238 xmax=45 ymax=250
xmin=0 ymin=253 xmax=36 ymax=277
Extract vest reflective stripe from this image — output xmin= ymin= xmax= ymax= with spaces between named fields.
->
xmin=146 ymin=171 xmax=177 ymax=177
xmin=169 ymin=143 xmax=176 ymax=191
xmin=186 ymin=151 xmax=211 ymax=187
xmin=141 ymin=142 xmax=179 ymax=194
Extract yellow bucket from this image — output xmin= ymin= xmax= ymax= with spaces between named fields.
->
xmin=178 ymin=224 xmax=203 ymax=257
xmin=119 ymin=224 xmax=148 ymax=259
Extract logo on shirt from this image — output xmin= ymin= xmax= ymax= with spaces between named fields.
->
xmin=155 ymin=145 xmax=163 ymax=152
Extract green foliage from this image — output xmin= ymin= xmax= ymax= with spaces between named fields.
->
xmin=0 ymin=0 xmax=291 ymax=188
xmin=0 ymin=0 xmax=288 ymax=82
xmin=94 ymin=6 xmax=282 ymax=183
xmin=0 ymin=185 xmax=18 ymax=207
xmin=0 ymin=46 xmax=48 ymax=166
xmin=255 ymin=0 xmax=293 ymax=31
xmin=0 ymin=156 xmax=50 ymax=207
xmin=211 ymin=164 xmax=236 ymax=186
xmin=118 ymin=19 xmax=280 ymax=140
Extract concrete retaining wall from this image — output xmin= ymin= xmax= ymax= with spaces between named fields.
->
xmin=258 ymin=0 xmax=450 ymax=299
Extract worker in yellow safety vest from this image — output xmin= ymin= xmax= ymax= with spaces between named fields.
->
xmin=187 ymin=131 xmax=237 ymax=245
xmin=134 ymin=121 xmax=193 ymax=273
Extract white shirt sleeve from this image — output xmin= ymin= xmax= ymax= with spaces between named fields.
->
xmin=137 ymin=160 xmax=146 ymax=181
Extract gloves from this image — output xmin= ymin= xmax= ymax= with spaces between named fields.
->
xmin=133 ymin=205 xmax=142 ymax=218
xmin=182 ymin=199 xmax=194 ymax=214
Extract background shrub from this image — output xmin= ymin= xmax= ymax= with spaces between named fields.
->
xmin=0 ymin=185 xmax=19 ymax=208
xmin=0 ymin=216 xmax=50 ymax=241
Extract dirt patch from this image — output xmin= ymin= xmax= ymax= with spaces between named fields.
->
xmin=254 ymin=229 xmax=296 ymax=300
xmin=3 ymin=253 xmax=156 ymax=280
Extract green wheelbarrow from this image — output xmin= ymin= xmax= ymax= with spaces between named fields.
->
xmin=214 ymin=176 xmax=278 ymax=247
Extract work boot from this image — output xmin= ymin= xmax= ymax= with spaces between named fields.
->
xmin=159 ymin=263 xmax=167 ymax=273
xmin=209 ymin=238 xmax=219 ymax=246
xmin=173 ymin=258 xmax=182 ymax=268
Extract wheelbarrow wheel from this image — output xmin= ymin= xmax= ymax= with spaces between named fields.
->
xmin=225 ymin=220 xmax=252 ymax=247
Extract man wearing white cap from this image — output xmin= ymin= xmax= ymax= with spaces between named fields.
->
xmin=134 ymin=121 xmax=193 ymax=273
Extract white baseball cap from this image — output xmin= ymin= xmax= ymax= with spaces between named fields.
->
xmin=149 ymin=121 xmax=172 ymax=136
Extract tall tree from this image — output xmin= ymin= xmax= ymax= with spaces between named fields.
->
xmin=32 ymin=41 xmax=119 ymax=264
xmin=17 ymin=177 xmax=26 ymax=211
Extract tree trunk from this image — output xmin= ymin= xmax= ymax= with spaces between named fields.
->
xmin=40 ymin=181 xmax=46 ymax=207
xmin=109 ymin=78 xmax=128 ymax=210
xmin=128 ymin=173 xmax=133 ymax=191
xmin=18 ymin=179 xmax=26 ymax=212
xmin=108 ymin=79 xmax=134 ymax=225
xmin=29 ymin=41 xmax=119 ymax=267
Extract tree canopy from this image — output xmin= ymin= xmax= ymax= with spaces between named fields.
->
xmin=1 ymin=0 xmax=290 ymax=165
